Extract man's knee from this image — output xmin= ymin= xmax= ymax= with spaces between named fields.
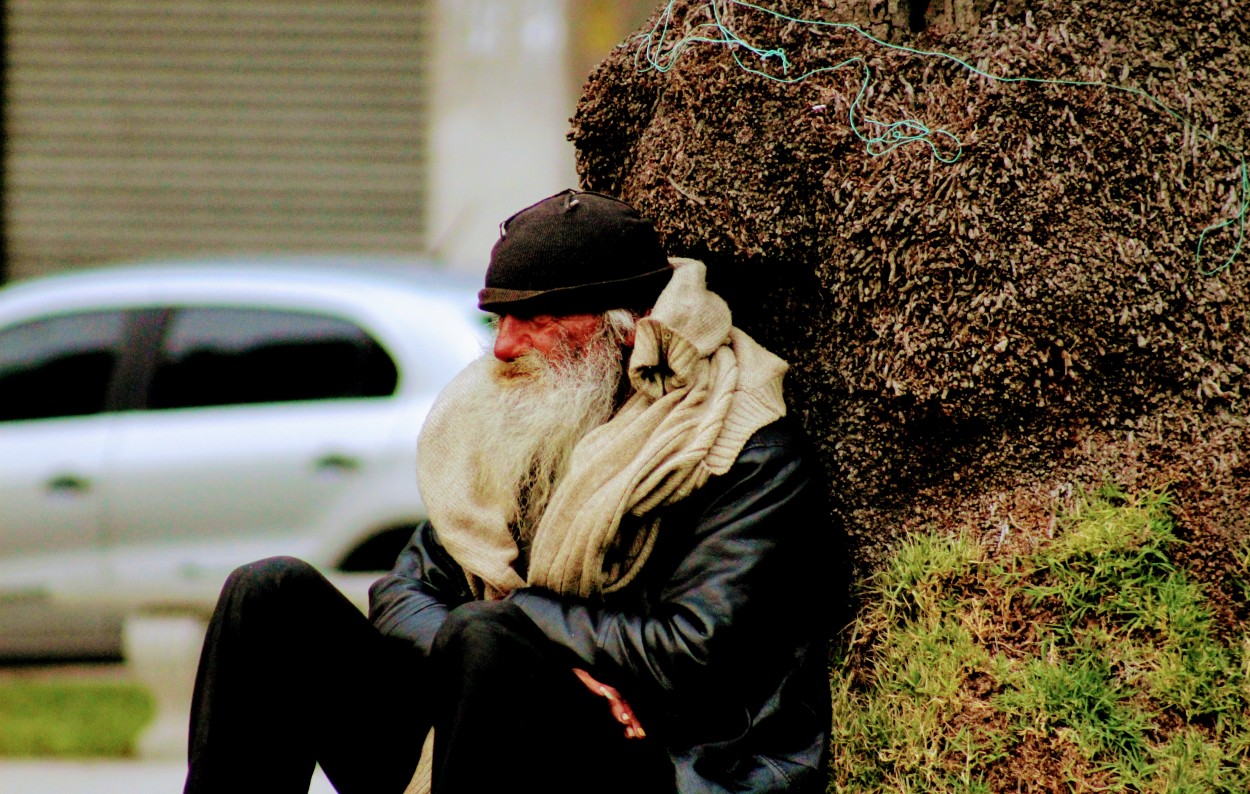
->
xmin=223 ymin=555 xmax=320 ymax=594
xmin=215 ymin=556 xmax=331 ymax=624
xmin=208 ymin=556 xmax=367 ymax=660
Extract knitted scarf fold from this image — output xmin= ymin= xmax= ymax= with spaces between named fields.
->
xmin=415 ymin=258 xmax=788 ymax=600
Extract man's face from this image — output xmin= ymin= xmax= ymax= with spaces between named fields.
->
xmin=461 ymin=309 xmax=631 ymax=542
xmin=492 ymin=313 xmax=603 ymax=365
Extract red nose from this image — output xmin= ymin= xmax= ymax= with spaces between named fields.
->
xmin=492 ymin=315 xmax=531 ymax=362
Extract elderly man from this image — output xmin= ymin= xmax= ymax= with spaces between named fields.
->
xmin=184 ymin=190 xmax=832 ymax=794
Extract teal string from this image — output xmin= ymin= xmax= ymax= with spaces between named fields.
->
xmin=634 ymin=0 xmax=1248 ymax=275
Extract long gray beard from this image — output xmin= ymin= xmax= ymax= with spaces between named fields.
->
xmin=453 ymin=334 xmax=625 ymax=554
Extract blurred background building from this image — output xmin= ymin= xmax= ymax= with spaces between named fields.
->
xmin=2 ymin=0 xmax=657 ymax=283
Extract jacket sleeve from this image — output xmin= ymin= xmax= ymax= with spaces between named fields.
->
xmin=368 ymin=520 xmax=474 ymax=657
xmin=506 ymin=424 xmax=826 ymax=723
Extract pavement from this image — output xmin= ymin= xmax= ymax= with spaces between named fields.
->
xmin=0 ymin=662 xmax=339 ymax=794
xmin=1 ymin=584 xmax=378 ymax=794
xmin=0 ymin=760 xmax=336 ymax=793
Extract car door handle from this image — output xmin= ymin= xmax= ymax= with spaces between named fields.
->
xmin=46 ymin=474 xmax=91 ymax=495
xmin=314 ymin=454 xmax=360 ymax=475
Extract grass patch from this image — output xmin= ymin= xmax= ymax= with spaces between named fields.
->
xmin=0 ymin=680 xmax=154 ymax=757
xmin=830 ymin=485 xmax=1250 ymax=793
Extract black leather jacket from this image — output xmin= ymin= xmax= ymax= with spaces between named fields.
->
xmin=369 ymin=419 xmax=833 ymax=793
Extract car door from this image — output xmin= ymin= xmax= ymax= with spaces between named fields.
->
xmin=0 ymin=309 xmax=130 ymax=655
xmin=0 ymin=310 xmax=130 ymax=581
xmin=99 ymin=304 xmax=406 ymax=594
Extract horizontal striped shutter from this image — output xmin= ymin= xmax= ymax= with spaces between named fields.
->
xmin=5 ymin=0 xmax=429 ymax=280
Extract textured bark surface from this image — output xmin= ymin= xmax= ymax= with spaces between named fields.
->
xmin=572 ymin=1 xmax=1248 ymax=618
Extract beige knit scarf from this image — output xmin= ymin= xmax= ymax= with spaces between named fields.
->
xmin=404 ymin=258 xmax=787 ymax=794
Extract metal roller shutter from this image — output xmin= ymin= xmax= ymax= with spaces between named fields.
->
xmin=5 ymin=0 xmax=429 ymax=279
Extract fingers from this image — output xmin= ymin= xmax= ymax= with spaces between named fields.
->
xmin=602 ymin=691 xmax=645 ymax=739
xmin=571 ymin=667 xmax=647 ymax=740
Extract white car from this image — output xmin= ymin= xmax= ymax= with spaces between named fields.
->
xmin=0 ymin=258 xmax=488 ymax=659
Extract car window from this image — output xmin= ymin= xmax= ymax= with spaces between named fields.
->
xmin=0 ymin=310 xmax=128 ymax=422
xmin=148 ymin=306 xmax=398 ymax=409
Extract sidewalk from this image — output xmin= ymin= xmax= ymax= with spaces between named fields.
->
xmin=0 ymin=660 xmax=340 ymax=794
xmin=1 ymin=586 xmax=376 ymax=793
xmin=0 ymin=759 xmax=335 ymax=794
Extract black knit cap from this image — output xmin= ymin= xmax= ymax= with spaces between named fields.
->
xmin=479 ymin=189 xmax=673 ymax=316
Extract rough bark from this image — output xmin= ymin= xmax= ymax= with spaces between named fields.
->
xmin=572 ymin=0 xmax=1249 ymax=620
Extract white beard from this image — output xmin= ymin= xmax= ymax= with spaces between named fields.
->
xmin=451 ymin=326 xmax=626 ymax=550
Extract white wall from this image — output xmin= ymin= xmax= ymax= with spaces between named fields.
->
xmin=427 ymin=0 xmax=579 ymax=275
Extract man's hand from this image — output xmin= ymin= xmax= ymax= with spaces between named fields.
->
xmin=572 ymin=668 xmax=646 ymax=740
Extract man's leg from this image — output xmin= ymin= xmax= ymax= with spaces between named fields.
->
xmin=429 ymin=600 xmax=675 ymax=794
xmin=184 ymin=556 xmax=428 ymax=794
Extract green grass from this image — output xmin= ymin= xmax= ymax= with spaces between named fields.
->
xmin=830 ymin=486 xmax=1250 ymax=793
xmin=0 ymin=680 xmax=154 ymax=757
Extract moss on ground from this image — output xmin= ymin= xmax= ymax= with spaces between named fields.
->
xmin=829 ymin=486 xmax=1250 ymax=792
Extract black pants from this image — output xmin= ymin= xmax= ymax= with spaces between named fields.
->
xmin=183 ymin=557 xmax=673 ymax=794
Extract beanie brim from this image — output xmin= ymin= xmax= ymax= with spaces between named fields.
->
xmin=478 ymin=265 xmax=673 ymax=316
